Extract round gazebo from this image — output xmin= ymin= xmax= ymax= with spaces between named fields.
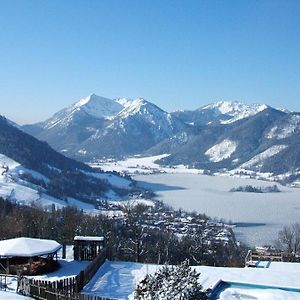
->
xmin=0 ymin=237 xmax=62 ymax=275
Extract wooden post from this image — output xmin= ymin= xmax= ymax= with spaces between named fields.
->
xmin=6 ymin=258 xmax=9 ymax=274
xmin=62 ymin=245 xmax=66 ymax=259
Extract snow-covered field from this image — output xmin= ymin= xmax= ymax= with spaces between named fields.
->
xmin=90 ymin=154 xmax=204 ymax=175
xmin=82 ymin=260 xmax=300 ymax=300
xmin=134 ymin=173 xmax=300 ymax=246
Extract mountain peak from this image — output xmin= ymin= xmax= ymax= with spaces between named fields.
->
xmin=199 ymin=100 xmax=268 ymax=124
xmin=117 ymin=98 xmax=163 ymax=120
xmin=71 ymin=94 xmax=123 ymax=119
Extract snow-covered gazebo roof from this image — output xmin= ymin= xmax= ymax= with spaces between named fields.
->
xmin=0 ymin=237 xmax=62 ymax=257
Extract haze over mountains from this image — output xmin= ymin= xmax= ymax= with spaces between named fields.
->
xmin=21 ymin=94 xmax=300 ymax=185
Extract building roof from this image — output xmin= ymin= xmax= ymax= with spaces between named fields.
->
xmin=74 ymin=236 xmax=104 ymax=242
xmin=0 ymin=237 xmax=62 ymax=257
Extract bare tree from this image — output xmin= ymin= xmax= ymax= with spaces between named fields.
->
xmin=278 ymin=223 xmax=300 ymax=254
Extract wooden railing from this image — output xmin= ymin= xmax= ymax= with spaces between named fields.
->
xmin=245 ymin=250 xmax=283 ymax=266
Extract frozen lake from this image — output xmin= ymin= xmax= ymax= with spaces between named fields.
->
xmin=135 ymin=173 xmax=300 ymax=246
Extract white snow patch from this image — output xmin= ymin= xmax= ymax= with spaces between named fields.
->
xmin=205 ymin=139 xmax=237 ymax=162
xmin=241 ymin=145 xmax=287 ymax=169
xmin=266 ymin=115 xmax=300 ymax=139
xmin=83 ymin=171 xmax=132 ymax=189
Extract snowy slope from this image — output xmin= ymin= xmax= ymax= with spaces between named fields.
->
xmin=205 ymin=139 xmax=238 ymax=162
xmin=240 ymin=145 xmax=288 ymax=170
xmin=0 ymin=150 xmax=134 ymax=212
xmin=266 ymin=114 xmax=300 ymax=140
xmin=0 ymin=153 xmax=97 ymax=212
xmin=113 ymin=98 xmax=185 ymax=138
xmin=42 ymin=94 xmax=123 ymax=130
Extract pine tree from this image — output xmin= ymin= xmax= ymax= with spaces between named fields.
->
xmin=134 ymin=260 xmax=207 ymax=300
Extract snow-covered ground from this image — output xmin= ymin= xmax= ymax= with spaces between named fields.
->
xmin=81 ymin=260 xmax=300 ymax=300
xmin=0 ymin=291 xmax=33 ymax=300
xmin=32 ymin=259 xmax=89 ymax=281
xmin=90 ymin=154 xmax=204 ymax=175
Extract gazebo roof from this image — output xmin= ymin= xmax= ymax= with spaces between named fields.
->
xmin=0 ymin=237 xmax=62 ymax=257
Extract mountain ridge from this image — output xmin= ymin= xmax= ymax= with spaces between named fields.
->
xmin=19 ymin=94 xmax=300 ymax=185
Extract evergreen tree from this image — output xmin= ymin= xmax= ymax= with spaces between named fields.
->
xmin=134 ymin=260 xmax=207 ymax=300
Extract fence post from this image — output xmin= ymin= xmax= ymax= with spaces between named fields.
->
xmin=62 ymin=245 xmax=66 ymax=259
xmin=76 ymin=271 xmax=84 ymax=293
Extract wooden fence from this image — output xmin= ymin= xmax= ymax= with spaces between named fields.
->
xmin=79 ymin=247 xmax=107 ymax=288
xmin=18 ymin=248 xmax=112 ymax=300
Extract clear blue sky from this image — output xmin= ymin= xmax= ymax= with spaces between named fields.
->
xmin=0 ymin=0 xmax=299 ymax=124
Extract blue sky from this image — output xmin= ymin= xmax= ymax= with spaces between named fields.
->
xmin=0 ymin=0 xmax=300 ymax=124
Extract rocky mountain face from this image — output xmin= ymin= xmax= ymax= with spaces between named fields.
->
xmin=22 ymin=94 xmax=300 ymax=184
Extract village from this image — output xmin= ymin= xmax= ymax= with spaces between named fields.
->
xmin=101 ymin=200 xmax=235 ymax=245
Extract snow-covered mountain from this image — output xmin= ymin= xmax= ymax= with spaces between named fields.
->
xmin=43 ymin=94 xmax=124 ymax=130
xmin=0 ymin=116 xmax=141 ymax=210
xmin=21 ymin=94 xmax=300 ymax=184
xmin=23 ymin=95 xmax=188 ymax=160
xmin=158 ymin=108 xmax=300 ymax=185
xmin=172 ymin=101 xmax=268 ymax=126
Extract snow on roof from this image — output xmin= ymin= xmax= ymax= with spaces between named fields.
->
xmin=74 ymin=236 xmax=104 ymax=242
xmin=0 ymin=237 xmax=62 ymax=257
